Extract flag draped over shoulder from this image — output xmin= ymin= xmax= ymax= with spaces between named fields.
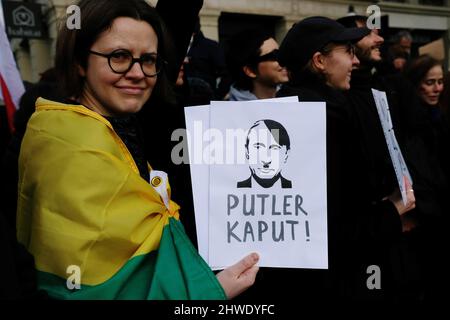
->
xmin=16 ymin=98 xmax=226 ymax=300
xmin=0 ymin=4 xmax=25 ymax=132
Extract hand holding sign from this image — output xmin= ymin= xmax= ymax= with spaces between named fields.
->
xmin=386 ymin=175 xmax=416 ymax=216
xmin=216 ymin=252 xmax=260 ymax=299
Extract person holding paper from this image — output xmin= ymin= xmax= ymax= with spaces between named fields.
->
xmin=15 ymin=0 xmax=259 ymax=300
xmin=267 ymin=16 xmax=417 ymax=302
xmin=337 ymin=14 xmax=449 ymax=301
xmin=335 ymin=14 xmax=424 ymax=222
xmin=237 ymin=119 xmax=292 ymax=189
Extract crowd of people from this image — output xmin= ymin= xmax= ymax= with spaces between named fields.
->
xmin=0 ymin=0 xmax=448 ymax=304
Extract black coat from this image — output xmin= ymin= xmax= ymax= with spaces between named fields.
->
xmin=0 ymin=208 xmax=45 ymax=300
xmin=345 ymin=67 xmax=449 ymax=302
xmin=139 ymin=0 xmax=204 ymax=249
xmin=155 ymin=0 xmax=204 ymax=83
xmin=184 ymin=31 xmax=230 ymax=99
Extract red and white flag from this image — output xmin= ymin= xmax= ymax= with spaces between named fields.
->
xmin=0 ymin=1 xmax=25 ymax=132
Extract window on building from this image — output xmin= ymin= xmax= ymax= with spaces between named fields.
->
xmin=419 ymin=0 xmax=445 ymax=6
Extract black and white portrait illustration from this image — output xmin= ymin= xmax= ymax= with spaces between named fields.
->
xmin=237 ymin=119 xmax=292 ymax=189
xmin=196 ymin=101 xmax=328 ymax=269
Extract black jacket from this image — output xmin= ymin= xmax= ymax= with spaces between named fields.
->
xmin=155 ymin=0 xmax=204 ymax=83
xmin=345 ymin=66 xmax=449 ymax=301
xmin=138 ymin=0 xmax=204 ymax=248
xmin=184 ymin=31 xmax=230 ymax=99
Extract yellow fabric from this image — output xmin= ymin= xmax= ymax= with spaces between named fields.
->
xmin=17 ymin=98 xmax=180 ymax=286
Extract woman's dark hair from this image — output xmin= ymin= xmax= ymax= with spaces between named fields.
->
xmin=405 ymin=54 xmax=442 ymax=88
xmin=226 ymin=29 xmax=272 ymax=91
xmin=245 ymin=119 xmax=290 ymax=152
xmin=55 ymin=0 xmax=174 ymax=104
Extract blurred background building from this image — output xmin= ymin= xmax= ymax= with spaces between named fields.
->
xmin=1 ymin=0 xmax=450 ymax=85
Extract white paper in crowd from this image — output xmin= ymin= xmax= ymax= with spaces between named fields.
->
xmin=251 ymin=96 xmax=299 ymax=103
xmin=371 ymin=89 xmax=413 ymax=205
xmin=0 ymin=1 xmax=5 ymax=29
xmin=186 ymin=97 xmax=300 ymax=268
xmin=211 ymin=96 xmax=299 ymax=105
xmin=184 ymin=105 xmax=210 ymax=263
xmin=208 ymin=101 xmax=328 ymax=269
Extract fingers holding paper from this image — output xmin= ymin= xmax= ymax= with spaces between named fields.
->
xmin=216 ymin=252 xmax=260 ymax=299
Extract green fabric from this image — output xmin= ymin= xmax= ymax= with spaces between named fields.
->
xmin=37 ymin=219 xmax=227 ymax=300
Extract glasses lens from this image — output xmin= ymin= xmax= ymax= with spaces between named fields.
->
xmin=141 ymin=53 xmax=160 ymax=76
xmin=109 ymin=50 xmax=133 ymax=73
xmin=347 ymin=44 xmax=355 ymax=57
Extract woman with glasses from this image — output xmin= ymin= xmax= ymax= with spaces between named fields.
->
xmin=16 ymin=0 xmax=258 ymax=300
xmin=226 ymin=29 xmax=288 ymax=101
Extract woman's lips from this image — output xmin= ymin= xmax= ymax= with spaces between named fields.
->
xmin=116 ymin=86 xmax=145 ymax=95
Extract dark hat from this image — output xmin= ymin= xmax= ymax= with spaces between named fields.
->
xmin=278 ymin=16 xmax=370 ymax=71
xmin=336 ymin=14 xmax=368 ymax=28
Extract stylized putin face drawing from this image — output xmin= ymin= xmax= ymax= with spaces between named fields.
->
xmin=238 ymin=120 xmax=291 ymax=189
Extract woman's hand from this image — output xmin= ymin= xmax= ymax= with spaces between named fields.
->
xmin=386 ymin=177 xmax=415 ymax=216
xmin=216 ymin=253 xmax=259 ymax=299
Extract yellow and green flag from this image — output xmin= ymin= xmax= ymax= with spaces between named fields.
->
xmin=16 ymin=98 xmax=226 ymax=300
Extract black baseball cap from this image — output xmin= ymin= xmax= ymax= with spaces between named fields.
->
xmin=336 ymin=14 xmax=368 ymax=28
xmin=278 ymin=16 xmax=370 ymax=71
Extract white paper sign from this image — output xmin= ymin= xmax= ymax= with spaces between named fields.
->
xmin=184 ymin=105 xmax=210 ymax=262
xmin=208 ymin=101 xmax=327 ymax=269
xmin=185 ymin=97 xmax=300 ymax=266
xmin=371 ymin=89 xmax=413 ymax=205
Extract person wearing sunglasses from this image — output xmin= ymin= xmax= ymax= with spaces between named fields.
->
xmin=16 ymin=0 xmax=259 ymax=300
xmin=226 ymin=29 xmax=288 ymax=101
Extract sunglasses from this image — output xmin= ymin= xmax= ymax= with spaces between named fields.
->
xmin=254 ymin=49 xmax=279 ymax=63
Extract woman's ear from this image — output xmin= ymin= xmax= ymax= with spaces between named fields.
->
xmin=243 ymin=66 xmax=257 ymax=79
xmin=311 ymin=52 xmax=326 ymax=72
xmin=77 ymin=64 xmax=86 ymax=77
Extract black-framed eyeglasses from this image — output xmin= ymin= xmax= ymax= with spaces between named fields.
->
xmin=254 ymin=49 xmax=279 ymax=63
xmin=88 ymin=49 xmax=166 ymax=77
xmin=344 ymin=43 xmax=356 ymax=57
